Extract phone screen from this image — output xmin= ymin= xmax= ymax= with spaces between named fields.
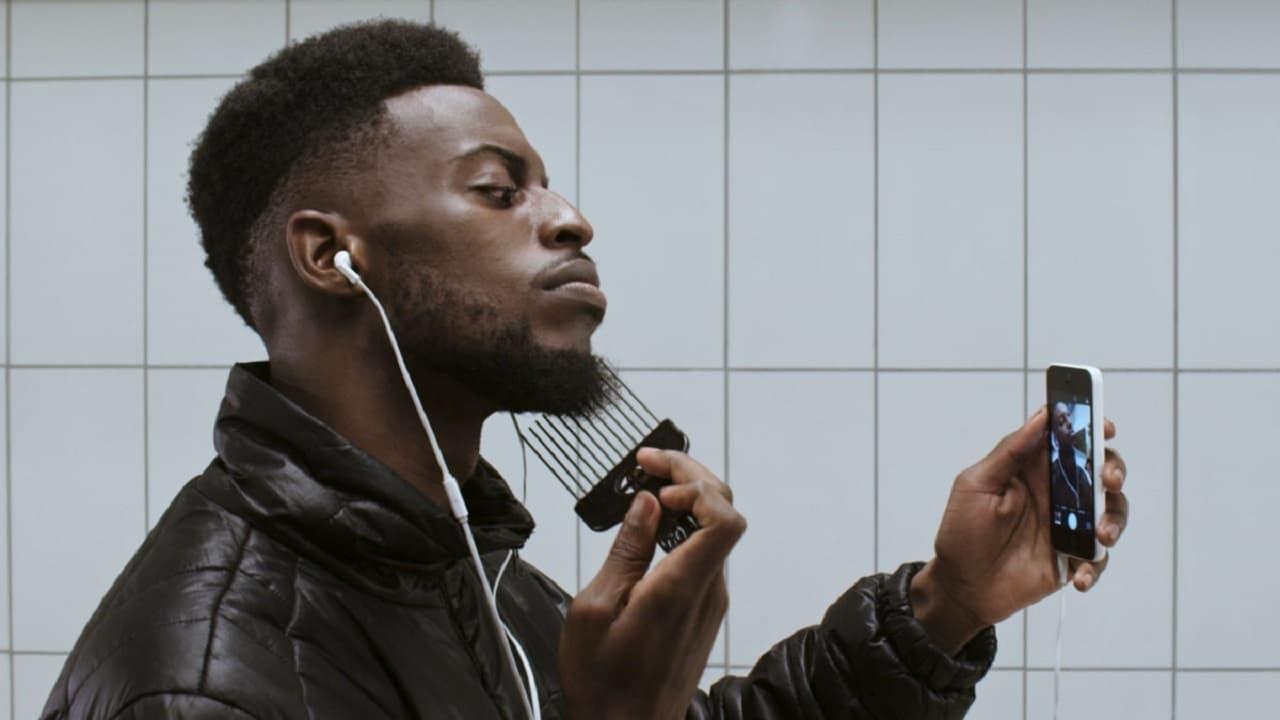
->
xmin=1047 ymin=368 xmax=1097 ymax=558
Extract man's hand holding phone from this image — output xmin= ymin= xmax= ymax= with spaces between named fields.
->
xmin=911 ymin=406 xmax=1131 ymax=655
xmin=559 ymin=449 xmax=746 ymax=720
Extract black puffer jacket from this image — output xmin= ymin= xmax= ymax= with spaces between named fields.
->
xmin=42 ymin=363 xmax=996 ymax=719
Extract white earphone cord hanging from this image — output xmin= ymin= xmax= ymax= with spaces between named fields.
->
xmin=334 ymin=252 xmax=539 ymax=720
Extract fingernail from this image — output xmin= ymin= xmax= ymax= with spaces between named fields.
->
xmin=1108 ymin=523 xmax=1120 ymax=539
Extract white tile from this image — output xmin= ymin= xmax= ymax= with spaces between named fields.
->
xmin=1026 ymin=670 xmax=1170 ymax=719
xmin=1178 ymin=672 xmax=1280 ymax=718
xmin=878 ymin=75 xmax=1023 ymax=368
xmin=0 ymin=89 xmax=6 ymax=366
xmin=728 ymin=0 xmax=873 ymax=69
xmin=1178 ymin=374 xmax=1280 ymax=667
xmin=878 ymin=0 xmax=1022 ymax=69
xmin=1178 ymin=0 xmax=1280 ymax=68
xmin=879 ymin=372 xmax=1026 ymax=665
xmin=11 ymin=0 xmax=143 ymax=78
xmin=0 ymin=378 xmax=7 ymax=650
xmin=11 ymin=370 xmax=146 ymax=652
xmin=15 ymin=654 xmax=65 ymax=720
xmin=580 ymin=0 xmax=723 ymax=71
xmin=1027 ymin=75 xmax=1174 ymax=370
xmin=728 ymin=74 xmax=874 ymax=368
xmin=0 ymin=655 xmax=9 ymax=717
xmin=148 ymin=0 xmax=285 ymax=76
xmin=482 ymin=412 xmax=580 ymax=594
xmin=1027 ymin=0 xmax=1172 ymax=68
xmin=288 ymin=0 xmax=426 ymax=42
xmin=146 ymin=369 xmax=228 ymax=529
xmin=576 ymin=370 xmax=727 ymax=660
xmin=727 ymin=371 xmax=875 ymax=666
xmin=579 ymin=76 xmax=724 ymax=368
xmin=147 ymin=78 xmax=266 ymax=365
xmin=435 ymin=0 xmax=576 ymax=72
xmin=1178 ymin=76 xmax=1280 ymax=369
xmin=878 ymin=372 xmax=1023 ymax=566
xmin=485 ymin=76 xmax=578 ymax=207
xmin=11 ymin=81 xmax=144 ymax=365
xmin=1025 ymin=372 xmax=1174 ymax=667
xmin=0 ymin=4 xmax=7 ymax=77
xmin=968 ymin=669 xmax=1023 ymax=720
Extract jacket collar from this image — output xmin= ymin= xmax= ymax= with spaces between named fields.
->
xmin=202 ymin=362 xmax=535 ymax=582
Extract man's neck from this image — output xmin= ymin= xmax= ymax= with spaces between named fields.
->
xmin=266 ymin=343 xmax=491 ymax=511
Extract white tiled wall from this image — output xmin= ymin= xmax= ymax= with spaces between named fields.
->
xmin=3 ymin=1 xmax=1276 ymax=718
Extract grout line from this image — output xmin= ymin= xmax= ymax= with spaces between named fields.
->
xmin=1171 ymin=1 xmax=1181 ymax=716
xmin=6 ymin=0 xmax=13 ymax=711
xmin=142 ymin=0 xmax=150 ymax=537
xmin=6 ymin=68 xmax=1280 ymax=84
xmin=1021 ymin=1 xmax=1029 ymax=716
xmin=720 ymin=0 xmax=731 ymax=672
xmin=871 ymin=0 xmax=880 ymax=577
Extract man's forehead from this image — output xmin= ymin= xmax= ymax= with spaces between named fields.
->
xmin=383 ymin=84 xmax=524 ymax=151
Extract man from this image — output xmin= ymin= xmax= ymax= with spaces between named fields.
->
xmin=42 ymin=21 xmax=1130 ymax=719
xmin=1051 ymin=401 xmax=1095 ymax=515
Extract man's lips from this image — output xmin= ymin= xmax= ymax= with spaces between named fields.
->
xmin=541 ymin=258 xmax=600 ymax=290
xmin=542 ymin=258 xmax=607 ymax=312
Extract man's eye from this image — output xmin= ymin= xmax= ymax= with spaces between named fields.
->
xmin=480 ymin=186 xmax=520 ymax=206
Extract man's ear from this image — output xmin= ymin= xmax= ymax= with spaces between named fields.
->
xmin=285 ymin=209 xmax=371 ymax=295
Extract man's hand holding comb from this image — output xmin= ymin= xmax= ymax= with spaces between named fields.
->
xmin=560 ymin=449 xmax=746 ymax=720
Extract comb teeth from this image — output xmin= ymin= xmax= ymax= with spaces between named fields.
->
xmin=518 ymin=361 xmax=661 ymax=499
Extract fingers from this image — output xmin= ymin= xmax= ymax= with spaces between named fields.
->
xmin=636 ymin=448 xmax=726 ymax=495
xmin=1102 ymin=448 xmax=1127 ymax=493
xmin=979 ymin=406 xmax=1049 ymax=480
xmin=637 ymin=448 xmax=736 ymax=517
xmin=1103 ymin=418 xmax=1116 ymax=440
xmin=635 ymin=448 xmax=746 ymax=584
xmin=584 ymin=491 xmax=661 ymax=610
xmin=1067 ymin=553 xmax=1108 ymax=592
xmin=1098 ymin=490 xmax=1129 ymax=547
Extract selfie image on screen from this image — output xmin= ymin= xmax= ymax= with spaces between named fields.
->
xmin=1049 ymin=396 xmax=1094 ymax=536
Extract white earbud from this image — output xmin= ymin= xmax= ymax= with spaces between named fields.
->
xmin=334 ymin=250 xmax=361 ymax=285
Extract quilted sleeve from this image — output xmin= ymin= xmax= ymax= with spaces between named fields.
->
xmin=687 ymin=562 xmax=997 ymax=720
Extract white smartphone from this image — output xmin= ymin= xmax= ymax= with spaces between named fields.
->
xmin=1046 ymin=364 xmax=1106 ymax=562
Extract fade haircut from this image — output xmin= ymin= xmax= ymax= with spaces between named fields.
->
xmin=186 ymin=20 xmax=484 ymax=328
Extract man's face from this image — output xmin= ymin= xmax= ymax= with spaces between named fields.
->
xmin=1053 ymin=403 xmax=1073 ymax=447
xmin=362 ymin=85 xmax=607 ymax=414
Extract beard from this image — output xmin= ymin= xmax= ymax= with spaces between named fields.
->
xmin=385 ymin=263 xmax=608 ymax=417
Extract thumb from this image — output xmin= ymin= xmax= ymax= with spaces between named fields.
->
xmin=982 ymin=406 xmax=1049 ymax=478
xmin=587 ymin=491 xmax=660 ymax=608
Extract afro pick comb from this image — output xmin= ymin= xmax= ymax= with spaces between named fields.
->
xmin=517 ymin=361 xmax=700 ymax=552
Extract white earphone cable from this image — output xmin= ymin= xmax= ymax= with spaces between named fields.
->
xmin=495 ymin=550 xmax=541 ymax=720
xmin=335 ymin=252 xmax=537 ymax=720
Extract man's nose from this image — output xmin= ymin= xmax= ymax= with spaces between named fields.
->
xmin=536 ymin=189 xmax=594 ymax=250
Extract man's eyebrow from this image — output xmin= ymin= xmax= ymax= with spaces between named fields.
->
xmin=452 ymin=143 xmax=550 ymax=187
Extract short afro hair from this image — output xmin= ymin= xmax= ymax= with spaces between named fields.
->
xmin=187 ymin=20 xmax=484 ymax=328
